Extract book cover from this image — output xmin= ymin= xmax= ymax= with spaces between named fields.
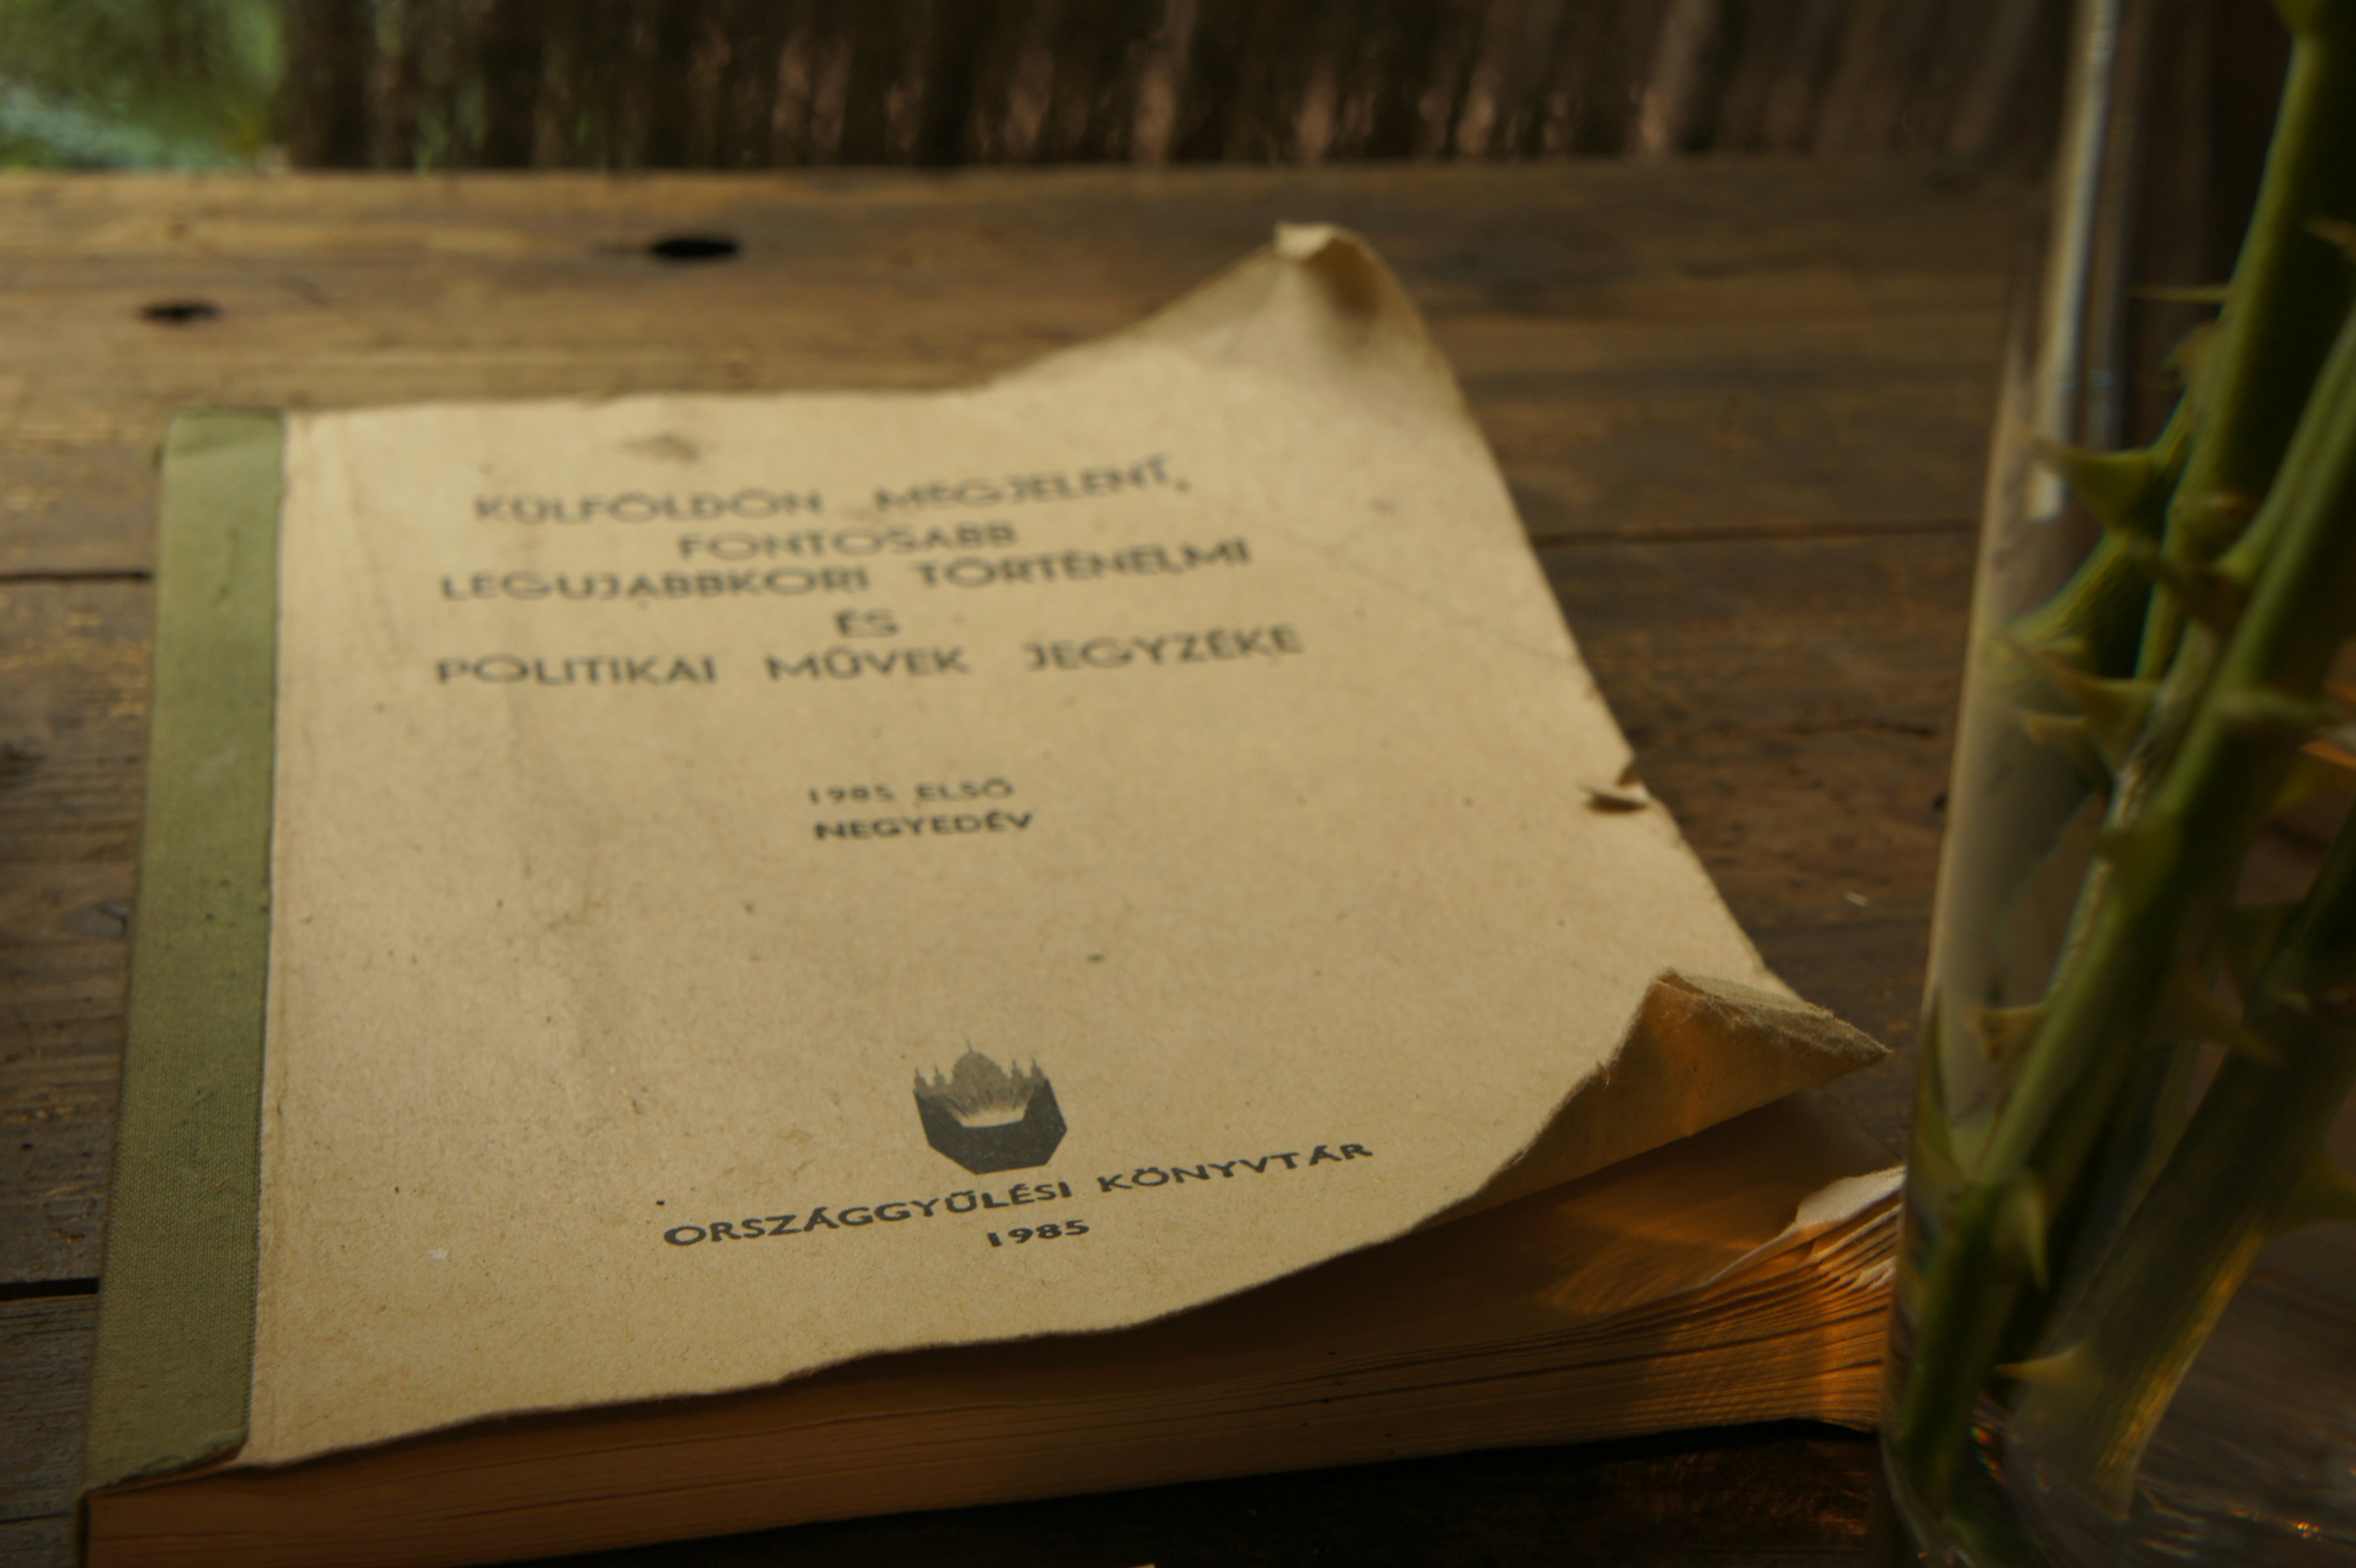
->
xmin=85 ymin=228 xmax=1890 ymax=1523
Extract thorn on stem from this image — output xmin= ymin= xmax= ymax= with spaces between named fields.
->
xmin=1996 ymin=1177 xmax=2052 ymax=1290
xmin=2165 ymin=964 xmax=2284 ymax=1064
xmin=2006 ymin=639 xmax=2158 ymax=767
xmin=1971 ymin=1004 xmax=2046 ymax=1067
xmin=2019 ymin=711 xmax=2111 ymax=786
xmin=2273 ymin=1155 xmax=2356 ymax=1233
xmin=2213 ymin=688 xmax=2344 ymax=742
xmin=1998 ymin=1340 xmax=2100 ymax=1396
xmin=2309 ymin=216 xmax=2356 ymax=264
xmin=2032 ymin=440 xmax=2162 ymax=532
xmin=2117 ymin=537 xmax=2247 ymax=631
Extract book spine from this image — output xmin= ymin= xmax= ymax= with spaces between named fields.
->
xmin=82 ymin=410 xmax=284 ymax=1497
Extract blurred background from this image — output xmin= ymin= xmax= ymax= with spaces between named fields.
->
xmin=0 ymin=0 xmax=2281 ymax=175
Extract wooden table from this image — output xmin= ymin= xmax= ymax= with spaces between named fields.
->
xmin=0 ymin=161 xmax=2013 ymax=1566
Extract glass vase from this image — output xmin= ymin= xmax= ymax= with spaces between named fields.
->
xmin=1880 ymin=0 xmax=2356 ymax=1562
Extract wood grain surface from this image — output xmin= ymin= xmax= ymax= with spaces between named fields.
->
xmin=0 ymin=161 xmax=2009 ymax=1567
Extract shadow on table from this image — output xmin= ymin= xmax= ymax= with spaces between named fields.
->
xmin=546 ymin=1420 xmax=1889 ymax=1568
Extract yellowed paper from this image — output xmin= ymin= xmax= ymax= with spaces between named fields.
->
xmin=245 ymin=226 xmax=1880 ymax=1466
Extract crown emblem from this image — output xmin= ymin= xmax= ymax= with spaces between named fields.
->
xmin=912 ymin=1050 xmax=1067 ymax=1174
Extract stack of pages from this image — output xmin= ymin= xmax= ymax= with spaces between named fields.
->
xmin=83 ymin=227 xmax=1900 ymax=1567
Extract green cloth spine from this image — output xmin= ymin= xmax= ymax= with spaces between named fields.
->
xmin=81 ymin=410 xmax=283 ymax=1498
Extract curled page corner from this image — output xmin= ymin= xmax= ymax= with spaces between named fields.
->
xmin=1004 ymin=220 xmax=1466 ymax=428
xmin=1431 ymin=969 xmax=1892 ymax=1229
xmin=1273 ymin=221 xmax=1345 ymax=260
xmin=1271 ymin=222 xmax=1390 ymax=318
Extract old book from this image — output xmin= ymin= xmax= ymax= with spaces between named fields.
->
xmin=82 ymin=228 xmax=1898 ymax=1568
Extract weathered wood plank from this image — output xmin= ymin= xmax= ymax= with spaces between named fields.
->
xmin=0 ymin=1294 xmax=93 ymax=1538
xmin=0 ymin=1518 xmax=71 ymax=1568
xmin=1 ymin=580 xmax=146 ymax=1285
xmin=0 ymin=161 xmax=2015 ymax=575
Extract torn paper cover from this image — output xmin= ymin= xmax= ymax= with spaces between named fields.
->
xmin=241 ymin=225 xmax=1886 ymax=1466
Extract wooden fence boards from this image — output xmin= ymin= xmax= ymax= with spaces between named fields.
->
xmin=273 ymin=0 xmax=2073 ymax=171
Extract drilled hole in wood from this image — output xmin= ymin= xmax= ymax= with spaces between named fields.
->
xmin=141 ymin=299 xmax=221 ymax=325
xmin=647 ymin=234 xmax=740 ymax=263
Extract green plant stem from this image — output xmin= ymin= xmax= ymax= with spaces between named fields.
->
xmin=2009 ymin=812 xmax=2356 ymax=1514
xmin=2136 ymin=0 xmax=2356 ymax=679
xmin=1894 ymin=284 xmax=2356 ymax=1512
xmin=2006 ymin=406 xmax=2190 ymax=690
